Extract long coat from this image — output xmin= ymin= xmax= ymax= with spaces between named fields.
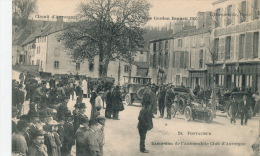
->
xmin=150 ymin=90 xmax=157 ymax=114
xmin=111 ymin=89 xmax=123 ymax=111
xmin=82 ymin=79 xmax=88 ymax=95
xmin=12 ymin=132 xmax=28 ymax=155
xmin=63 ymin=121 xmax=75 ymax=145
xmin=137 ymin=108 xmax=153 ymax=130
xmin=28 ymin=144 xmax=48 ymax=156
xmin=164 ymin=88 xmax=175 ymax=106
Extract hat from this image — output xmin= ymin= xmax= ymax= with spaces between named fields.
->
xmin=96 ymin=115 xmax=106 ymax=120
xmin=30 ymin=111 xmax=39 ymax=117
xmin=65 ymin=111 xmax=72 ymax=117
xmin=80 ymin=116 xmax=89 ymax=124
xmin=74 ymin=103 xmax=80 ymax=108
xmin=48 ymin=120 xmax=60 ymax=126
xmin=39 ymin=110 xmax=51 ymax=118
xmin=79 ymin=103 xmax=87 ymax=109
xmin=12 ymin=106 xmax=18 ymax=113
xmin=17 ymin=120 xmax=29 ymax=130
xmin=35 ymin=129 xmax=45 ymax=136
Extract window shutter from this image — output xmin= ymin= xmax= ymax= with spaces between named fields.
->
xmin=232 ymin=5 xmax=235 ymax=24
xmin=196 ymin=50 xmax=200 ymax=68
xmin=219 ymin=38 xmax=224 ymax=60
xmin=245 ymin=32 xmax=253 ymax=59
xmin=230 ymin=36 xmax=234 ymax=60
xmin=176 ymin=52 xmax=180 ymax=68
xmin=224 ymin=7 xmax=227 ymax=26
xmin=219 ymin=8 xmax=223 ymax=27
xmin=185 ymin=51 xmax=189 ymax=68
xmin=150 ymin=53 xmax=153 ymax=67
xmin=235 ymin=35 xmax=239 ymax=60
xmin=172 ymin=52 xmax=175 ymax=68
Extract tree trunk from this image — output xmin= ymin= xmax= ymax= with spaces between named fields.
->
xmin=101 ymin=58 xmax=110 ymax=77
xmin=128 ymin=62 xmax=132 ymax=83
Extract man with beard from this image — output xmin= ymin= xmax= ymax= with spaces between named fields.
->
xmin=28 ymin=129 xmax=48 ymax=156
xmin=12 ymin=120 xmax=30 ymax=155
xmin=164 ymin=85 xmax=175 ymax=119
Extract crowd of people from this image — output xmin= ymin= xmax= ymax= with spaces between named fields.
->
xmin=12 ymin=72 xmax=124 ymax=156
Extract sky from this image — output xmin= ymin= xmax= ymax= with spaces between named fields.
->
xmin=32 ymin=0 xmax=215 ymax=27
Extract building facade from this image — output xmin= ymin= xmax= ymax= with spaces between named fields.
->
xmin=209 ymin=0 xmax=260 ymax=92
xmin=21 ymin=21 xmax=138 ymax=85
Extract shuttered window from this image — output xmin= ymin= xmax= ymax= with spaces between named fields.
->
xmin=172 ymin=52 xmax=175 ymax=68
xmin=199 ymin=50 xmax=203 ymax=69
xmin=239 ymin=34 xmax=246 ymax=59
xmin=165 ymin=50 xmax=169 ymax=67
xmin=153 ymin=54 xmax=156 ymax=67
xmin=227 ymin=5 xmax=232 ymax=25
xmin=240 ymin=1 xmax=247 ymax=23
xmin=225 ymin=36 xmax=231 ymax=59
xmin=180 ymin=52 xmax=184 ymax=68
xmin=245 ymin=32 xmax=253 ymax=59
xmin=153 ymin=43 xmax=156 ymax=52
xmin=215 ymin=9 xmax=221 ymax=27
xmin=253 ymin=0 xmax=259 ymax=20
xmin=253 ymin=32 xmax=259 ymax=58
xmin=214 ymin=38 xmax=219 ymax=61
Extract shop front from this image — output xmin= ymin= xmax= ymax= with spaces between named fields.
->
xmin=188 ymin=70 xmax=208 ymax=89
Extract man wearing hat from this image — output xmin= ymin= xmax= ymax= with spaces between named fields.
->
xmin=253 ymin=92 xmax=260 ymax=116
xmin=76 ymin=116 xmax=101 ymax=156
xmin=12 ymin=120 xmax=29 ymax=155
xmin=28 ymin=129 xmax=48 ymax=156
xmin=91 ymin=115 xmax=106 ymax=156
xmin=45 ymin=120 xmax=61 ymax=156
xmin=78 ymin=103 xmax=88 ymax=124
xmin=12 ymin=106 xmax=19 ymax=134
xmin=28 ymin=111 xmax=41 ymax=144
xmin=57 ymin=98 xmax=69 ymax=122
xmin=164 ymin=85 xmax=176 ymax=119
xmin=137 ymin=101 xmax=153 ymax=153
xmin=142 ymin=84 xmax=152 ymax=107
xmin=73 ymin=103 xmax=80 ymax=133
xmin=62 ymin=111 xmax=75 ymax=156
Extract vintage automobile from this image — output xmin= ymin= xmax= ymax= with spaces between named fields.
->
xmin=122 ymin=76 xmax=151 ymax=105
xmin=218 ymin=92 xmax=253 ymax=118
xmin=171 ymin=87 xmax=214 ymax=123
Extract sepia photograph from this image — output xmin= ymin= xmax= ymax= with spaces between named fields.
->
xmin=10 ymin=0 xmax=260 ymax=155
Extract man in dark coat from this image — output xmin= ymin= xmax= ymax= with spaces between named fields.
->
xmin=12 ymin=106 xmax=19 ymax=134
xmin=57 ymin=99 xmax=69 ymax=122
xmin=12 ymin=120 xmax=29 ymax=155
xmin=105 ymin=88 xmax=113 ymax=119
xmin=137 ymin=101 xmax=153 ymax=153
xmin=111 ymin=86 xmax=123 ymax=120
xmin=28 ymin=129 xmax=48 ymax=156
xmin=62 ymin=111 xmax=75 ymax=156
xmin=90 ymin=87 xmax=98 ymax=119
xmin=142 ymin=85 xmax=151 ymax=107
xmin=49 ymin=76 xmax=56 ymax=89
xmin=73 ymin=103 xmax=80 ymax=133
xmin=240 ymin=95 xmax=251 ymax=125
xmin=205 ymin=87 xmax=212 ymax=106
xmin=158 ymin=86 xmax=166 ymax=118
xmin=75 ymin=82 xmax=83 ymax=104
xmin=19 ymin=71 xmax=25 ymax=85
xmin=230 ymin=96 xmax=238 ymax=124
xmin=75 ymin=116 xmax=101 ymax=156
xmin=164 ymin=86 xmax=175 ymax=119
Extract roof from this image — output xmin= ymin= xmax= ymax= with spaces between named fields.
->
xmin=173 ymin=27 xmax=211 ymax=38
xmin=13 ymin=29 xmax=32 ymax=45
xmin=21 ymin=21 xmax=71 ymax=45
xmin=132 ymin=62 xmax=149 ymax=68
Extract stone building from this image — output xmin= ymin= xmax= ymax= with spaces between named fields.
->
xmin=209 ymin=0 xmax=260 ymax=92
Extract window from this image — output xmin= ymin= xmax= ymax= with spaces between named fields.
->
xmin=54 ymin=61 xmax=59 ymax=69
xmin=192 ymin=36 xmax=196 ymax=46
xmin=178 ymin=39 xmax=182 ymax=47
xmin=239 ymin=34 xmax=246 ymax=59
xmin=215 ymin=8 xmax=221 ymax=27
xmin=32 ymin=60 xmax=34 ymax=65
xmin=89 ymin=61 xmax=94 ymax=71
xmin=253 ymin=32 xmax=259 ymax=58
xmin=225 ymin=36 xmax=231 ymax=59
xmin=199 ymin=50 xmax=203 ymax=69
xmin=172 ymin=52 xmax=175 ymax=68
xmin=253 ymin=0 xmax=259 ymax=20
xmin=36 ymin=47 xmax=38 ymax=54
xmin=227 ymin=5 xmax=232 ymax=25
xmin=124 ymin=65 xmax=130 ymax=72
xmin=39 ymin=46 xmax=41 ymax=54
xmin=158 ymin=53 xmax=162 ymax=66
xmin=165 ymin=51 xmax=169 ymax=67
xmin=165 ymin=40 xmax=169 ymax=49
xmin=159 ymin=41 xmax=162 ymax=50
xmin=153 ymin=54 xmax=156 ymax=67
xmin=76 ymin=63 xmax=80 ymax=70
xmin=153 ymin=43 xmax=156 ymax=51
xmin=240 ymin=1 xmax=247 ymax=23
xmin=180 ymin=52 xmax=184 ymax=68
xmin=140 ymin=51 xmax=143 ymax=54
xmin=214 ymin=38 xmax=219 ymax=60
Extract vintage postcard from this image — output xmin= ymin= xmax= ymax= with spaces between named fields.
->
xmin=11 ymin=0 xmax=259 ymax=155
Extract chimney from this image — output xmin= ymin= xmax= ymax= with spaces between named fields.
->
xmin=197 ymin=12 xmax=205 ymax=28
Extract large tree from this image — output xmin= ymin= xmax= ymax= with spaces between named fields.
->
xmin=13 ymin=0 xmax=37 ymax=29
xmin=59 ymin=0 xmax=151 ymax=77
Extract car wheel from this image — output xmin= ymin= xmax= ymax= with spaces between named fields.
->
xmin=171 ymin=104 xmax=177 ymax=118
xmin=184 ymin=106 xmax=192 ymax=121
xmin=226 ymin=104 xmax=232 ymax=118
xmin=206 ymin=109 xmax=214 ymax=123
xmin=125 ymin=94 xmax=131 ymax=105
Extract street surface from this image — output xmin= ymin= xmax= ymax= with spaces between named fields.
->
xmin=13 ymin=71 xmax=259 ymax=156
